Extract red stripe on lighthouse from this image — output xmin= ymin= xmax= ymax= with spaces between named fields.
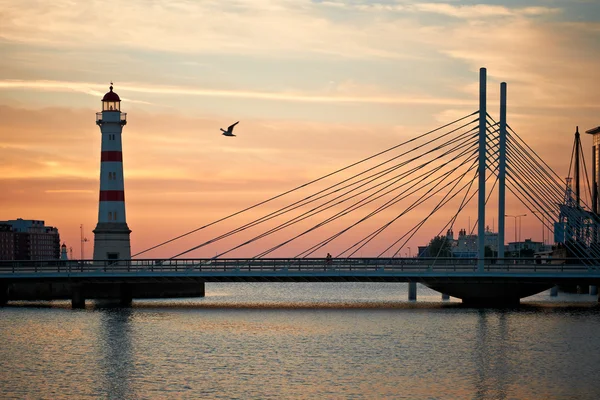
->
xmin=99 ymin=190 xmax=125 ymax=201
xmin=101 ymin=151 xmax=123 ymax=162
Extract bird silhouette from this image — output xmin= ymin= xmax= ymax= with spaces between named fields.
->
xmin=220 ymin=121 xmax=239 ymax=137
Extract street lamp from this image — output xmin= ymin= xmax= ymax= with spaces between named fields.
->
xmin=506 ymin=214 xmax=526 ymax=255
xmin=408 ymin=247 xmax=411 ymax=258
xmin=531 ymin=211 xmax=546 ymax=245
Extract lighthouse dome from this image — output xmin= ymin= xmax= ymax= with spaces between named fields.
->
xmin=102 ymin=85 xmax=121 ymax=111
xmin=102 ymin=85 xmax=121 ymax=102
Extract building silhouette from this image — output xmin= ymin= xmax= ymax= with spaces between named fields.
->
xmin=0 ymin=219 xmax=60 ymax=260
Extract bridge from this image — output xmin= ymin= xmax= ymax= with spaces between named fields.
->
xmin=2 ymin=257 xmax=599 ymax=307
xmin=3 ymin=67 xmax=600 ymax=308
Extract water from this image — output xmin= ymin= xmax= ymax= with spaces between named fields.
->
xmin=2 ymin=283 xmax=600 ymax=399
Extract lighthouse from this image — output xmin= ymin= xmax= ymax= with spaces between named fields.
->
xmin=93 ymin=84 xmax=131 ymax=261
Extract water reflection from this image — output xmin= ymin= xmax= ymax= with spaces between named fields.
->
xmin=472 ymin=309 xmax=510 ymax=400
xmin=96 ymin=306 xmax=136 ymax=400
xmin=2 ymin=284 xmax=600 ymax=399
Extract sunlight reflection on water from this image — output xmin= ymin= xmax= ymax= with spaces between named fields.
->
xmin=1 ymin=282 xmax=600 ymax=399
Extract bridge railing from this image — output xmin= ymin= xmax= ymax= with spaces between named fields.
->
xmin=0 ymin=257 xmax=595 ymax=275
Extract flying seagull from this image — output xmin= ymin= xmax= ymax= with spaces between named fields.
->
xmin=221 ymin=121 xmax=239 ymax=137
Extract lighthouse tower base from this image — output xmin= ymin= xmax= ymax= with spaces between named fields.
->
xmin=93 ymin=223 xmax=132 ymax=261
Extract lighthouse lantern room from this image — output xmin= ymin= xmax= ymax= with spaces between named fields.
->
xmin=93 ymin=84 xmax=131 ymax=262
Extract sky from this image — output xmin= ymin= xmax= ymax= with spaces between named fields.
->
xmin=1 ymin=0 xmax=599 ymax=259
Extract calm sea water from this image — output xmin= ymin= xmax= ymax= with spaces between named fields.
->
xmin=1 ymin=283 xmax=600 ymax=399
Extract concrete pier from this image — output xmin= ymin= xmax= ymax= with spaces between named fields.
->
xmin=0 ymin=283 xmax=8 ymax=306
xmin=72 ymin=285 xmax=86 ymax=309
xmin=120 ymin=284 xmax=132 ymax=307
xmin=408 ymin=282 xmax=417 ymax=301
xmin=550 ymin=286 xmax=558 ymax=297
xmin=590 ymin=285 xmax=598 ymax=296
xmin=442 ymin=293 xmax=450 ymax=301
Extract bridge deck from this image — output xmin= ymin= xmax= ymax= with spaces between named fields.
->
xmin=1 ymin=258 xmax=599 ymax=284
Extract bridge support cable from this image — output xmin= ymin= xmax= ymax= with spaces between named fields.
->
xmin=334 ymin=152 xmax=481 ymax=258
xmin=507 ymin=136 xmax=567 ymax=201
xmin=506 ymin=138 xmax=587 ymax=223
xmin=424 ymin=172 xmax=500 ymax=266
xmin=290 ymin=144 xmax=481 ymax=258
xmin=508 ymin=134 xmax=600 ymax=238
xmin=382 ymin=154 xmax=499 ymax=259
xmin=505 ymin=128 xmax=600 ymax=265
xmin=217 ymin=137 xmax=479 ymax=259
xmin=242 ymin=137 xmax=479 ymax=259
xmin=338 ymin=122 xmax=498 ymax=260
xmin=448 ymin=135 xmax=500 ymax=240
xmin=505 ymin=147 xmax=563 ymax=207
xmin=461 ymin=118 xmax=500 ymax=235
xmin=506 ymin=147 xmax=564 ymax=208
xmin=265 ymin=144 xmax=481 ymax=259
xmin=173 ymin=129 xmax=480 ymax=259
xmin=505 ymin=148 xmax=565 ymax=228
xmin=379 ymin=122 xmax=498 ymax=258
xmin=171 ymin=130 xmax=479 ymax=259
xmin=507 ymin=125 xmax=584 ymax=204
xmin=167 ymin=118 xmax=480 ymax=259
xmin=385 ymin=130 xmax=500 ymax=259
xmin=505 ymin=133 xmax=599 ymax=250
xmin=382 ymin=168 xmax=479 ymax=258
xmin=503 ymin=179 xmax=597 ymax=266
xmin=133 ymin=111 xmax=478 ymax=258
xmin=339 ymin=156 xmax=480 ymax=258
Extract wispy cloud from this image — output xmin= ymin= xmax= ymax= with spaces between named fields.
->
xmin=0 ymin=79 xmax=471 ymax=106
xmin=413 ymin=3 xmax=560 ymax=18
xmin=45 ymin=189 xmax=94 ymax=193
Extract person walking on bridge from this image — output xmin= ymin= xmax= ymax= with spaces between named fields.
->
xmin=325 ymin=253 xmax=332 ymax=268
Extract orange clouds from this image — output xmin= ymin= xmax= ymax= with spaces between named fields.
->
xmin=1 ymin=1 xmax=599 ymax=259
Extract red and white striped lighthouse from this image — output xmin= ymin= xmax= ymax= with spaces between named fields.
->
xmin=93 ymin=84 xmax=131 ymax=261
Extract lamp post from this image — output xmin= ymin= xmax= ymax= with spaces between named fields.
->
xmin=408 ymin=247 xmax=411 ymax=258
xmin=532 ymin=211 xmax=545 ymax=245
xmin=80 ymin=224 xmax=88 ymax=260
xmin=506 ymin=214 xmax=526 ymax=255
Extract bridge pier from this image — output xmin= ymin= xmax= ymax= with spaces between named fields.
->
xmin=120 ymin=284 xmax=132 ymax=307
xmin=71 ymin=285 xmax=85 ymax=309
xmin=408 ymin=282 xmax=417 ymax=301
xmin=0 ymin=283 xmax=8 ymax=306
xmin=550 ymin=286 xmax=558 ymax=297
xmin=441 ymin=293 xmax=450 ymax=301
xmin=590 ymin=285 xmax=598 ymax=296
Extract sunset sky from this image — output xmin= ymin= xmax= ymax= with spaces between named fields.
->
xmin=1 ymin=0 xmax=599 ymax=259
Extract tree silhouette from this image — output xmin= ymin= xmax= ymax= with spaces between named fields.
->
xmin=428 ymin=236 xmax=452 ymax=257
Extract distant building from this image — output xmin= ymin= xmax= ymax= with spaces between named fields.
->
xmin=0 ymin=219 xmax=61 ymax=260
xmin=419 ymin=226 xmax=500 ymax=258
xmin=586 ymin=125 xmax=600 ymax=214
xmin=506 ymin=239 xmax=545 ymax=255
xmin=0 ymin=224 xmax=14 ymax=260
